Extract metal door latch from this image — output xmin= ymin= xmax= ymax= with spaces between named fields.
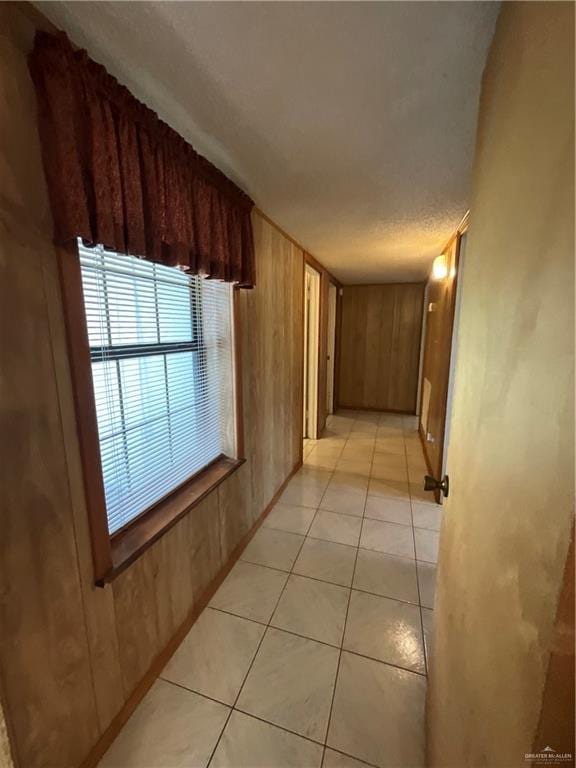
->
xmin=424 ymin=474 xmax=449 ymax=498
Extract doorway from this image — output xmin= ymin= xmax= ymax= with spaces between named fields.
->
xmin=441 ymin=230 xmax=467 ymax=477
xmin=326 ymin=283 xmax=337 ymax=415
xmin=303 ymin=264 xmax=321 ymax=439
xmin=419 ymin=214 xmax=468 ymax=500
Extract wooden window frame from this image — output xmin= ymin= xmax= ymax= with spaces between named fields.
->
xmin=57 ymin=243 xmax=245 ymax=586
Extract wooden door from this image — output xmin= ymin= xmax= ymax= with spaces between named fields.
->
xmin=419 ymin=234 xmax=461 ymax=491
xmin=326 ymin=283 xmax=337 ymax=414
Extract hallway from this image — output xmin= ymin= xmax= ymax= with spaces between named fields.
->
xmin=99 ymin=411 xmax=441 ymax=768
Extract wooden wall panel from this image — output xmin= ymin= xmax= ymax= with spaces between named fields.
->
xmin=0 ymin=9 xmax=101 ymax=767
xmin=389 ymin=283 xmax=427 ymax=411
xmin=337 ymin=283 xmax=425 ymax=413
xmin=0 ymin=7 xmax=305 ymax=766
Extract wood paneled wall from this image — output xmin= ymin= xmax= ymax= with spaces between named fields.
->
xmin=0 ymin=7 xmax=304 ymax=767
xmin=337 ymin=283 xmax=425 ymax=413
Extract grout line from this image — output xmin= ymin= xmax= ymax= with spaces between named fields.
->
xmin=159 ymin=678 xmax=231 ymax=708
xmin=239 ymin=536 xmax=434 ymax=572
xmin=208 ymin=415 xmax=431 ymax=767
xmin=206 ymin=605 xmax=427 ymax=677
xmin=233 ymin=706 xmax=327 ymax=748
xmin=214 ymin=564 xmax=426 ymax=608
xmin=205 ymin=531 xmax=309 ymax=767
xmin=402 ymin=417 xmax=430 ymax=678
xmin=322 ymin=416 xmax=375 ymax=754
xmin=160 ymin=677 xmax=380 ymax=768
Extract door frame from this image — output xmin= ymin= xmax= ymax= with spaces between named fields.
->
xmin=419 ymin=211 xmax=469 ymax=501
xmin=441 ymin=226 xmax=468 ymax=476
xmin=303 ymin=263 xmax=321 ymax=439
xmin=326 ymin=282 xmax=337 ymax=415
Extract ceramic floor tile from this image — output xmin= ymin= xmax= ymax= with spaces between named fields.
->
xmin=210 ymin=711 xmax=323 ymax=768
xmin=379 ymin=414 xmax=404 ymax=425
xmin=307 ymin=442 xmax=343 ymax=454
xmin=342 ymin=436 xmax=374 ymax=447
xmin=293 ymin=467 xmax=333 ymax=486
xmin=328 ymin=471 xmax=370 ymax=491
xmin=306 ymin=448 xmax=343 ymax=463
xmin=411 ymin=501 xmax=443 ymax=532
xmin=279 ymin=480 xmax=327 ymax=508
xmin=376 ymin=427 xmax=404 ymax=439
xmin=360 ymin=519 xmax=415 ymax=559
xmin=305 ymin=456 xmax=339 ymax=470
xmin=407 ymin=462 xmax=427 ymax=478
xmin=407 ymin=472 xmax=427 ymax=490
xmin=374 ymin=448 xmax=406 ymax=469
xmin=319 ymin=437 xmax=347 ymax=449
xmin=241 ymin=528 xmax=305 ymax=571
xmin=309 ymin=510 xmax=362 ymax=546
xmin=210 ymin=561 xmax=288 ymax=623
xmin=323 ymin=749 xmax=373 ymax=768
xmin=327 ymin=652 xmax=426 ymax=768
xmin=353 ymin=549 xmax=418 ymax=604
xmin=407 ymin=459 xmax=427 ymax=474
xmin=414 ymin=528 xmax=440 ymax=564
xmin=371 ymin=438 xmax=405 ymax=455
xmin=416 ymin=561 xmax=437 ymax=609
xmin=372 ymin=453 xmax=406 ymax=470
xmin=368 ymin=478 xmax=410 ymax=500
xmin=237 ymin=627 xmax=339 ymax=741
xmin=271 ymin=574 xmax=349 ymax=646
xmin=370 ymin=463 xmax=409 ymax=483
xmin=335 ymin=460 xmax=372 ymax=477
xmin=263 ymin=503 xmax=317 ymax=535
xmin=320 ymin=488 xmax=366 ymax=517
xmin=293 ymin=538 xmax=357 ymax=587
xmin=409 ymin=483 xmax=438 ymax=504
xmin=162 ymin=608 xmax=265 ymax=705
xmin=340 ymin=446 xmax=373 ymax=459
xmin=343 ymin=591 xmax=425 ymax=673
xmin=98 ymin=679 xmax=229 ymax=768
xmin=364 ymin=496 xmax=411 ymax=526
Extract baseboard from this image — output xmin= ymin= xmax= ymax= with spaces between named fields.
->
xmin=80 ymin=459 xmax=303 ymax=768
xmin=337 ymin=404 xmax=417 ymax=415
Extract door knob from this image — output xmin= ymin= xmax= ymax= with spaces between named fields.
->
xmin=424 ymin=474 xmax=449 ymax=498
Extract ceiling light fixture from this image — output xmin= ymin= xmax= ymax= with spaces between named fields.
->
xmin=432 ymin=254 xmax=449 ymax=280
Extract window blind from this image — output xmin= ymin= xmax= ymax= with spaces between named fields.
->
xmin=79 ymin=242 xmax=234 ymax=535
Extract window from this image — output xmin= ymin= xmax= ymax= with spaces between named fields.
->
xmin=67 ymin=241 xmax=242 ymax=580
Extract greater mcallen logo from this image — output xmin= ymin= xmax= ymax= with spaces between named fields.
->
xmin=525 ymin=746 xmax=573 ymax=764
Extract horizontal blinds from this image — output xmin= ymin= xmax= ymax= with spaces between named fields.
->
xmin=79 ymin=242 xmax=233 ymax=535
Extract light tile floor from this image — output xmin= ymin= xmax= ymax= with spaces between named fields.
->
xmin=99 ymin=411 xmax=441 ymax=768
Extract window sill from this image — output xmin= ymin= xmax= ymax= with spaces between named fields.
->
xmin=99 ymin=455 xmax=245 ymax=585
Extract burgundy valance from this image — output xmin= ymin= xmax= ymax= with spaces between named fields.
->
xmin=29 ymin=32 xmax=255 ymax=287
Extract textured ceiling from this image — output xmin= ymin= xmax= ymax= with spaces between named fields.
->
xmin=37 ymin=1 xmax=499 ymax=283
